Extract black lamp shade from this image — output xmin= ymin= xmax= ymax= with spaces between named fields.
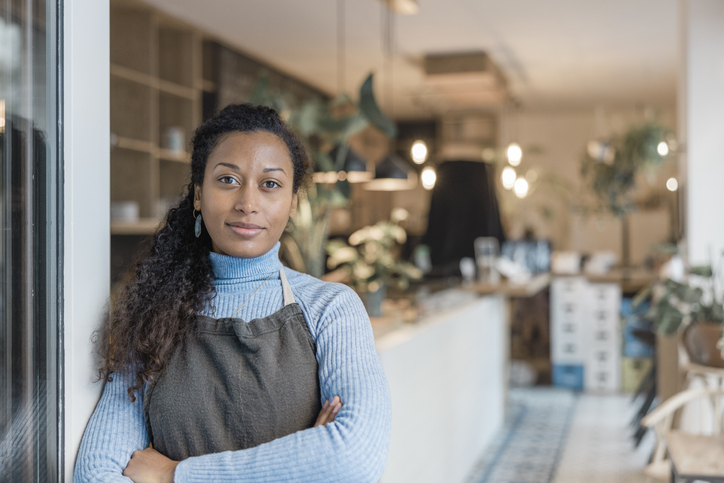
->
xmin=364 ymin=153 xmax=417 ymax=191
xmin=328 ymin=144 xmax=373 ymax=183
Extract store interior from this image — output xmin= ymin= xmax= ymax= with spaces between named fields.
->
xmin=106 ymin=1 xmax=724 ymax=482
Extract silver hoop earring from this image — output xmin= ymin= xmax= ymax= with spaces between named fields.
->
xmin=194 ymin=214 xmax=203 ymax=238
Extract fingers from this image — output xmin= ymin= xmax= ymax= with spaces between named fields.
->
xmin=313 ymin=396 xmax=343 ymax=427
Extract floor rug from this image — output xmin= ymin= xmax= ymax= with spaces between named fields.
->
xmin=465 ymin=387 xmax=578 ymax=483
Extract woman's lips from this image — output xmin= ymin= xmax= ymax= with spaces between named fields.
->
xmin=228 ymin=222 xmax=264 ymax=238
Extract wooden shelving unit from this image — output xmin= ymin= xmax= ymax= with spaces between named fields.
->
xmin=110 ymin=0 xmax=203 ymax=235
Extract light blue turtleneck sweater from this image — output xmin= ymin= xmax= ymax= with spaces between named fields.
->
xmin=73 ymin=243 xmax=392 ymax=482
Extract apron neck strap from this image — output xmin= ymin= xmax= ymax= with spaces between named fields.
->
xmin=279 ymin=267 xmax=295 ymax=306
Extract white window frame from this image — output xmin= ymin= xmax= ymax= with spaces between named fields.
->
xmin=62 ymin=0 xmax=110 ymax=479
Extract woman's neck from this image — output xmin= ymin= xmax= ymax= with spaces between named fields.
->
xmin=209 ymin=242 xmax=283 ymax=282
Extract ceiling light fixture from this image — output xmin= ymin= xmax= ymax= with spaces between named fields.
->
xmin=666 ymin=177 xmax=678 ymax=192
xmin=411 ymin=140 xmax=427 ymax=164
xmin=381 ymin=0 xmax=419 ymax=15
xmin=365 ymin=153 xmax=418 ymax=191
xmin=329 ymin=144 xmax=373 ymax=183
xmin=507 ymin=142 xmax=522 ymax=166
xmin=657 ymin=141 xmax=669 ymax=157
xmin=514 ymin=177 xmax=529 ymax=198
xmin=421 ymin=166 xmax=436 ymax=190
xmin=364 ymin=1 xmax=415 ymax=191
xmin=501 ymin=166 xmax=516 ymax=190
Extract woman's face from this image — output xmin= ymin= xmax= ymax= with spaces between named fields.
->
xmin=194 ymin=130 xmax=297 ymax=259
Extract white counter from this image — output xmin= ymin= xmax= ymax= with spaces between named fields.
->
xmin=377 ymin=295 xmax=507 ymax=483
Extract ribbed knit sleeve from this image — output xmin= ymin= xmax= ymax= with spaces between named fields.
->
xmin=73 ymin=244 xmax=392 ymax=482
xmin=73 ymin=371 xmax=150 ymax=482
xmin=174 ymin=284 xmax=392 ymax=482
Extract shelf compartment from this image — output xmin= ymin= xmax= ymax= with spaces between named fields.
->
xmin=114 ymin=136 xmax=154 ymax=154
xmin=111 ymin=76 xmax=152 ymax=142
xmin=158 ymin=148 xmax=191 ymax=163
xmin=158 ymin=23 xmax=195 ymax=88
xmin=110 ymin=3 xmax=152 ymax=74
xmin=159 ymin=160 xmax=191 ymax=216
xmin=158 ymin=92 xmax=195 ymax=151
xmin=111 ymin=148 xmax=153 ymax=218
xmin=111 ymin=217 xmax=161 ymax=235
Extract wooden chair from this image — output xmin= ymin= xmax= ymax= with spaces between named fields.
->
xmin=642 ymin=386 xmax=724 ymax=482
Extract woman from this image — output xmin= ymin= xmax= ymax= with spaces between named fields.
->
xmin=74 ymin=104 xmax=392 ymax=483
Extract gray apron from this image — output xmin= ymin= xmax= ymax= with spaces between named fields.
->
xmin=144 ymin=268 xmax=321 ymax=461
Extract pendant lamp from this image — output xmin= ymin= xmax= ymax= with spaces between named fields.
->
xmin=328 ymin=144 xmax=373 ymax=183
xmin=364 ymin=153 xmax=417 ymax=191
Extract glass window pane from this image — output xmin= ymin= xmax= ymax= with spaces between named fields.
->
xmin=0 ymin=0 xmax=61 ymax=481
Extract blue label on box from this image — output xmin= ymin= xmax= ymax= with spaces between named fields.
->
xmin=552 ymin=364 xmax=584 ymax=390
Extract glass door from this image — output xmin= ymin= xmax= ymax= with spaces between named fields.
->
xmin=0 ymin=0 xmax=61 ymax=481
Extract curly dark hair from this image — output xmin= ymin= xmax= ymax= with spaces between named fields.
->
xmin=98 ymin=103 xmax=312 ymax=401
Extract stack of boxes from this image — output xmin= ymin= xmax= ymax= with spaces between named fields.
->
xmin=585 ymin=283 xmax=622 ymax=391
xmin=550 ymin=277 xmax=587 ymax=389
xmin=550 ymin=277 xmax=622 ymax=391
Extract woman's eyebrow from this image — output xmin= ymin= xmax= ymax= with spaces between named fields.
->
xmin=263 ymin=167 xmax=286 ymax=174
xmin=212 ymin=163 xmax=286 ymax=174
xmin=214 ymin=162 xmax=239 ymax=170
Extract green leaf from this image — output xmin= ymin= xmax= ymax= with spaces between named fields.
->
xmin=658 ymin=310 xmax=684 ymax=335
xmin=336 ymin=179 xmax=351 ymax=199
xmin=318 ymin=113 xmax=367 ymax=139
xmin=358 ymin=73 xmax=397 ymax=139
xmin=689 ymin=265 xmax=713 ymax=277
xmin=651 ymin=243 xmax=680 ymax=255
xmin=288 ymin=99 xmax=323 ymax=137
xmin=315 ymin=152 xmax=335 ymax=172
xmin=682 ymin=287 xmax=704 ymax=304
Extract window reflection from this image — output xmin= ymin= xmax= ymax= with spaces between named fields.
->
xmin=0 ymin=1 xmax=60 ymax=481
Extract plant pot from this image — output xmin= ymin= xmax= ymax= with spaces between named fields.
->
xmin=683 ymin=322 xmax=724 ymax=368
xmin=362 ymin=286 xmax=386 ymax=318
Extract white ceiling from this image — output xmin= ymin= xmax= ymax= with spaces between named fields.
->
xmin=141 ymin=0 xmax=678 ymax=119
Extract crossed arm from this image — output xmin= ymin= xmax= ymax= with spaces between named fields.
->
xmin=122 ymin=396 xmax=344 ymax=483
xmin=73 ymin=289 xmax=392 ymax=483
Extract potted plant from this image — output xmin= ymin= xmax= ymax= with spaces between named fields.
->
xmin=325 ymin=212 xmax=422 ymax=317
xmin=633 ymin=257 xmax=724 ymax=367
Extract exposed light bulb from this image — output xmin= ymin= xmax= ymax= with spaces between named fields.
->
xmin=421 ymin=166 xmax=436 ymax=190
xmin=666 ymin=177 xmax=678 ymax=192
xmin=507 ymin=142 xmax=522 ymax=166
xmin=514 ymin=177 xmax=529 ymax=198
xmin=657 ymin=141 xmax=669 ymax=157
xmin=501 ymin=166 xmax=516 ymax=190
xmin=411 ymin=140 xmax=428 ymax=164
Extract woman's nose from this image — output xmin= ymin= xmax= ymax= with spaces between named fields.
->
xmin=235 ymin=185 xmax=260 ymax=214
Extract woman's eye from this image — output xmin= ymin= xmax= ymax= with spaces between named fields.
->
xmin=219 ymin=176 xmax=238 ymax=185
xmin=262 ymin=180 xmax=281 ymax=189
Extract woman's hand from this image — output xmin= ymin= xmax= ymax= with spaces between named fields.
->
xmin=121 ymin=399 xmax=341 ymax=482
xmin=314 ymin=395 xmax=343 ymax=427
xmin=123 ymin=447 xmax=179 ymax=483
